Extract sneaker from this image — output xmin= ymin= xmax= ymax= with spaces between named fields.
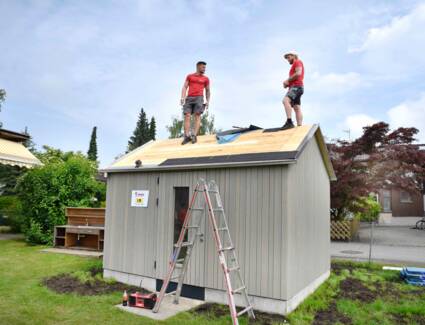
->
xmin=281 ymin=120 xmax=295 ymax=130
xmin=181 ymin=136 xmax=191 ymax=145
xmin=191 ymin=135 xmax=197 ymax=144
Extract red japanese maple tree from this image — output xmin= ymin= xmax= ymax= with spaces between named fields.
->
xmin=328 ymin=122 xmax=425 ymax=220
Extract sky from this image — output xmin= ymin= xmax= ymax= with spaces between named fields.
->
xmin=1 ymin=0 xmax=424 ymax=167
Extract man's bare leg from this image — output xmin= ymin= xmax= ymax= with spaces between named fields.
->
xmin=184 ymin=113 xmax=191 ymax=136
xmin=283 ymin=96 xmax=293 ymax=119
xmin=294 ymin=105 xmax=303 ymax=126
xmin=194 ymin=113 xmax=202 ymax=135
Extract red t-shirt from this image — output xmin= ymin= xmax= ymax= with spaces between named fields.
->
xmin=288 ymin=60 xmax=304 ymax=87
xmin=186 ymin=73 xmax=210 ymax=97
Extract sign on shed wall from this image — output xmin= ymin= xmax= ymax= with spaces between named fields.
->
xmin=131 ymin=190 xmax=149 ymax=207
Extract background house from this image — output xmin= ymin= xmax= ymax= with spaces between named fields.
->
xmin=0 ymin=128 xmax=41 ymax=168
xmin=102 ymin=124 xmax=336 ymax=315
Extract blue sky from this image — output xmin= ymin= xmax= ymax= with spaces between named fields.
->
xmin=1 ymin=0 xmax=424 ymax=166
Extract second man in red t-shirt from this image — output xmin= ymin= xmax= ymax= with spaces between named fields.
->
xmin=282 ymin=51 xmax=304 ymax=130
xmin=180 ymin=61 xmax=211 ymax=145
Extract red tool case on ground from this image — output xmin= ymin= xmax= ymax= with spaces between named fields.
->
xmin=128 ymin=292 xmax=157 ymax=309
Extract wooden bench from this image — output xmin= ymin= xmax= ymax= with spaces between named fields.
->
xmin=54 ymin=207 xmax=105 ymax=251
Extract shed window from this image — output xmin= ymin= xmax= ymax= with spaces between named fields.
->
xmin=400 ymin=190 xmax=413 ymax=203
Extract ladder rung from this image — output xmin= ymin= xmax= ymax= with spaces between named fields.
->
xmin=213 ymin=208 xmax=223 ymax=212
xmin=175 ymin=263 xmax=183 ymax=268
xmin=208 ymin=190 xmax=219 ymax=193
xmin=185 ymin=225 xmax=199 ymax=229
xmin=237 ymin=305 xmax=253 ymax=317
xmin=164 ymin=290 xmax=177 ymax=297
xmin=190 ymin=207 xmax=204 ymax=211
xmin=216 ymin=227 xmax=228 ymax=231
xmin=220 ymin=246 xmax=234 ymax=252
xmin=228 ymin=266 xmax=240 ymax=272
xmin=175 ymin=242 xmax=192 ymax=248
xmin=170 ymin=275 xmax=181 ymax=280
xmin=232 ymin=286 xmax=246 ymax=294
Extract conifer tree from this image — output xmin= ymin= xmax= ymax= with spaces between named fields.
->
xmin=87 ymin=126 xmax=98 ymax=161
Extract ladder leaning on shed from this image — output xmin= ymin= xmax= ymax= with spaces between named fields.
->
xmin=153 ymin=178 xmax=255 ymax=325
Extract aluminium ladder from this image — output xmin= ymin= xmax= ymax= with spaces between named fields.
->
xmin=152 ymin=179 xmax=255 ymax=324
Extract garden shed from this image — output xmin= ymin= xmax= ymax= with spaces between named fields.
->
xmin=102 ymin=124 xmax=336 ymax=315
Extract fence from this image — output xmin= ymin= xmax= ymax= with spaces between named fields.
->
xmin=331 ymin=219 xmax=359 ymax=241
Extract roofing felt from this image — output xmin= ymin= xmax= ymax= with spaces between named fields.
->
xmin=105 ymin=124 xmax=336 ymax=180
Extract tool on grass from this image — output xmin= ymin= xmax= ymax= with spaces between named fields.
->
xmin=153 ymin=178 xmax=255 ymax=325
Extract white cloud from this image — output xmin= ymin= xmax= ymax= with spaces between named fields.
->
xmin=387 ymin=93 xmax=425 ymax=142
xmin=309 ymin=72 xmax=363 ymax=94
xmin=353 ymin=3 xmax=425 ymax=76
xmin=343 ymin=114 xmax=378 ymax=139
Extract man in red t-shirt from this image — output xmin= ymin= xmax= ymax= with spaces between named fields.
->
xmin=282 ymin=51 xmax=304 ymax=130
xmin=180 ymin=61 xmax=211 ymax=145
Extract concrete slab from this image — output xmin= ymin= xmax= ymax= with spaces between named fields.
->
xmin=41 ymin=247 xmax=103 ymax=258
xmin=116 ymin=295 xmax=203 ymax=320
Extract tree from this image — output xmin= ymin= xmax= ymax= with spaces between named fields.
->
xmin=0 ymin=89 xmax=6 ymax=128
xmin=149 ymin=117 xmax=156 ymax=141
xmin=87 ymin=126 xmax=98 ymax=162
xmin=127 ymin=108 xmax=150 ymax=152
xmin=23 ymin=126 xmax=37 ymax=153
xmin=166 ymin=112 xmax=217 ymax=139
xmin=329 ymin=122 xmax=425 ymax=220
xmin=16 ymin=148 xmax=106 ymax=244
xmin=166 ymin=116 xmax=184 ymax=139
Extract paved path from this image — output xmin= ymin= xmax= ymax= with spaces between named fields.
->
xmin=0 ymin=233 xmax=24 ymax=240
xmin=331 ymin=224 xmax=425 ymax=266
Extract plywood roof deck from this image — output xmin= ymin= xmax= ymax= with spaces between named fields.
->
xmin=105 ymin=124 xmax=336 ymax=180
xmin=111 ymin=125 xmax=312 ymax=168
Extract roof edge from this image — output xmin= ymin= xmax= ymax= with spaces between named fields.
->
xmin=101 ymin=158 xmax=297 ymax=174
xmin=315 ymin=126 xmax=337 ymax=181
xmin=293 ymin=124 xmax=336 ymax=181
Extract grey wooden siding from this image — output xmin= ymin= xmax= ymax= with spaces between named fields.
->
xmin=103 ymin=173 xmax=159 ymax=277
xmin=104 ymin=166 xmax=290 ymax=300
xmin=103 ymin=138 xmax=330 ymax=301
xmin=286 ymin=138 xmax=331 ymax=299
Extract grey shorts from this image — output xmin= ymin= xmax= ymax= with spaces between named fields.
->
xmin=183 ymin=96 xmax=205 ymax=115
xmin=285 ymin=86 xmax=304 ymax=106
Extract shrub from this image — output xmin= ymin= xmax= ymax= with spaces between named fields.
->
xmin=16 ymin=152 xmax=105 ymax=244
xmin=0 ymin=195 xmax=24 ymax=232
xmin=354 ymin=196 xmax=381 ymax=222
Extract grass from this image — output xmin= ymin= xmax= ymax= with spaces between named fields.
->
xmin=1 ymin=238 xmax=424 ymax=324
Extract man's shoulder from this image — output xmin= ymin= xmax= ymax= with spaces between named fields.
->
xmin=295 ymin=59 xmax=304 ymax=67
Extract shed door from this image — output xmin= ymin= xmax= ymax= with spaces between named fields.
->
xmin=155 ymin=171 xmax=207 ymax=287
xmin=124 ymin=173 xmax=159 ymax=277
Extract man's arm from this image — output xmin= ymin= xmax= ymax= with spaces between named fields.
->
xmin=205 ymin=84 xmax=210 ymax=109
xmin=283 ymin=66 xmax=303 ymax=87
xmin=180 ymin=80 xmax=189 ymax=105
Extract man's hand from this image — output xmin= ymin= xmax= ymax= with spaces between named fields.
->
xmin=204 ymin=102 xmax=209 ymax=110
xmin=283 ymin=80 xmax=289 ymax=88
xmin=180 ymin=98 xmax=186 ymax=106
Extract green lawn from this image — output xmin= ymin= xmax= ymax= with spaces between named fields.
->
xmin=1 ymin=238 xmax=424 ymax=324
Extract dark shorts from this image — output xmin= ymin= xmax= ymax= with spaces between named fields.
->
xmin=183 ymin=96 xmax=205 ymax=115
xmin=285 ymin=86 xmax=304 ymax=106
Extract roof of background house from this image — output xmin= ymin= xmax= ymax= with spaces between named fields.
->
xmin=0 ymin=129 xmax=41 ymax=168
xmin=105 ymin=124 xmax=336 ymax=180
xmin=0 ymin=128 xmax=29 ymax=142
